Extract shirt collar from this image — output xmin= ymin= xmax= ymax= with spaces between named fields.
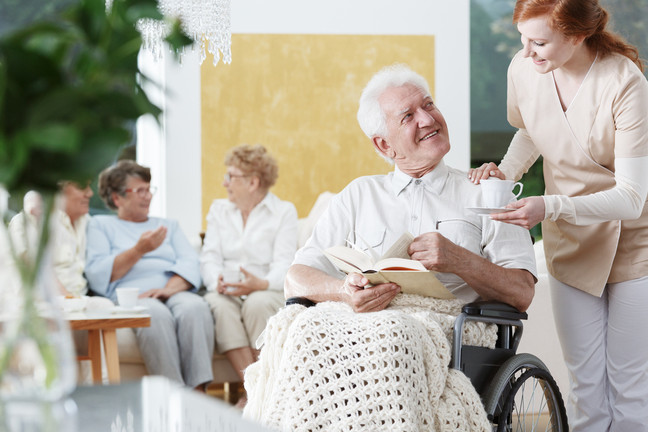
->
xmin=391 ymin=160 xmax=449 ymax=195
xmin=228 ymin=192 xmax=277 ymax=214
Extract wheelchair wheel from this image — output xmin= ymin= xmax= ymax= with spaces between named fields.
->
xmin=482 ymin=353 xmax=568 ymax=432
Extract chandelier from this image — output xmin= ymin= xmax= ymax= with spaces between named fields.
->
xmin=111 ymin=0 xmax=232 ymax=66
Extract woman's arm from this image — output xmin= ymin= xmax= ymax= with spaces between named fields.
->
xmin=110 ymin=225 xmax=167 ymax=281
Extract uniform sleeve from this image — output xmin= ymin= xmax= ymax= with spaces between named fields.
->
xmin=264 ymin=203 xmax=298 ymax=292
xmin=544 ymin=68 xmax=648 ymax=225
xmin=544 ymin=156 xmax=648 ymax=224
xmin=499 ymin=53 xmax=541 ymax=181
xmin=498 ymin=129 xmax=541 ymax=181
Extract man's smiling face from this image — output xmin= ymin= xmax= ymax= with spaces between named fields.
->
xmin=375 ymin=83 xmax=450 ymax=177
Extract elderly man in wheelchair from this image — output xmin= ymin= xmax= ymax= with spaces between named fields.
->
xmin=243 ymin=64 xmax=567 ymax=431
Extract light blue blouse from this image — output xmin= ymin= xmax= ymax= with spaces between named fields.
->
xmin=85 ymin=215 xmax=201 ymax=302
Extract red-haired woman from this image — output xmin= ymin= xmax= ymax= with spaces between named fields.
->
xmin=469 ymin=1 xmax=648 ymax=430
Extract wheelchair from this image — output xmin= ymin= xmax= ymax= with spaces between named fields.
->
xmin=286 ymin=297 xmax=568 ymax=432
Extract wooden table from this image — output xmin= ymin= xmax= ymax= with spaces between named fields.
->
xmin=67 ymin=311 xmax=151 ymax=385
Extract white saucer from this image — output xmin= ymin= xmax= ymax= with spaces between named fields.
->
xmin=467 ymin=207 xmax=516 ymax=215
xmin=112 ymin=305 xmax=148 ymax=314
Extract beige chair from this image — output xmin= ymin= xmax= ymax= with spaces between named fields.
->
xmin=115 ymin=191 xmax=336 ymax=387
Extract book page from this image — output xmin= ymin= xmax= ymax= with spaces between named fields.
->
xmin=323 ymin=246 xmax=374 ymax=273
xmin=379 ymin=232 xmax=415 ymax=260
xmin=374 ymin=257 xmax=426 ymax=271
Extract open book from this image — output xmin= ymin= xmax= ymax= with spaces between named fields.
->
xmin=323 ymin=232 xmax=455 ymax=299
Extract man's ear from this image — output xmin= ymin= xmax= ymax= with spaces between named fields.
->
xmin=373 ymin=136 xmax=394 ymax=159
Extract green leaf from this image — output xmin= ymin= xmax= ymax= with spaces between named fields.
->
xmin=165 ymin=19 xmax=194 ymax=54
xmin=21 ymin=123 xmax=81 ymax=153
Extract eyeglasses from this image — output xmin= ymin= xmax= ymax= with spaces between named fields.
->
xmin=123 ymin=185 xmax=157 ymax=197
xmin=224 ymin=173 xmax=250 ymax=182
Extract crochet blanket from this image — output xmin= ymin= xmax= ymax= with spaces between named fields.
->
xmin=244 ymin=294 xmax=495 ymax=432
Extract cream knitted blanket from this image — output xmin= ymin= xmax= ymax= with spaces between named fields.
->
xmin=244 ymin=294 xmax=495 ymax=432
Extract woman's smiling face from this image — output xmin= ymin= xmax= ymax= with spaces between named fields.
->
xmin=517 ymin=15 xmax=582 ymax=74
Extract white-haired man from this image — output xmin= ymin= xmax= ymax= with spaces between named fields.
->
xmin=245 ymin=65 xmax=539 ymax=430
xmin=285 ymin=64 xmax=536 ymax=312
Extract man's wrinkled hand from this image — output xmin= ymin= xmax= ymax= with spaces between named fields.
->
xmin=342 ymin=273 xmax=400 ymax=313
xmin=408 ymin=232 xmax=460 ymax=273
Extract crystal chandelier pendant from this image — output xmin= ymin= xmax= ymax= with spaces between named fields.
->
xmin=119 ymin=0 xmax=232 ymax=66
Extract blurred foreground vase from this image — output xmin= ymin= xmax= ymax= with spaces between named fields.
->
xmin=0 ymin=192 xmax=77 ymax=402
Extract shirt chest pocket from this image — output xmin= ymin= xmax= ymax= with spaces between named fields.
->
xmin=435 ymin=219 xmax=483 ymax=256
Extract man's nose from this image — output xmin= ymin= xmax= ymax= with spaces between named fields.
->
xmin=416 ymin=109 xmax=435 ymax=127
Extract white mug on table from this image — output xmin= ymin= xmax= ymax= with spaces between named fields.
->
xmin=480 ymin=178 xmax=523 ymax=208
xmin=116 ymin=287 xmax=139 ymax=309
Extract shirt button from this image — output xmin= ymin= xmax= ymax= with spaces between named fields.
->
xmin=412 ymin=215 xmax=418 ymax=221
xmin=415 ymin=179 xmax=422 ymax=185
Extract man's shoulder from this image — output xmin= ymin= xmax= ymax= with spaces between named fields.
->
xmin=445 ymin=166 xmax=480 ymax=189
xmin=344 ymin=173 xmax=391 ymax=191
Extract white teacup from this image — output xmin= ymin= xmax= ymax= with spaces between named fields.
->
xmin=116 ymin=287 xmax=140 ymax=309
xmin=480 ymin=178 xmax=523 ymax=208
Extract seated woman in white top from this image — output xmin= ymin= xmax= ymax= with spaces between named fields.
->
xmin=53 ymin=181 xmax=94 ymax=298
xmin=200 ymin=144 xmax=298 ymax=408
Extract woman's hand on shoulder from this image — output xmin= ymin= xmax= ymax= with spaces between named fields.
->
xmin=468 ymin=162 xmax=506 ymax=184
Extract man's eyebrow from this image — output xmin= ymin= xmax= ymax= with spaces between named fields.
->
xmin=397 ymin=107 xmax=411 ymax=116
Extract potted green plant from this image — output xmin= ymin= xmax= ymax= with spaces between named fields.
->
xmin=0 ymin=0 xmax=191 ymax=401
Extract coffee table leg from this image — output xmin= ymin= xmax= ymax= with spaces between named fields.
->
xmin=87 ymin=329 xmax=102 ymax=384
xmin=102 ymin=329 xmax=121 ymax=384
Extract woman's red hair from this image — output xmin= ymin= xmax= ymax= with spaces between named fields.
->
xmin=513 ymin=0 xmax=644 ymax=72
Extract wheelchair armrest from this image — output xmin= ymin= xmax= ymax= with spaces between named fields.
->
xmin=462 ymin=300 xmax=528 ymax=321
xmin=285 ymin=297 xmax=317 ymax=308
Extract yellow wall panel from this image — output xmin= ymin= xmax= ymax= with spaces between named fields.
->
xmin=201 ymin=34 xmax=435 ymax=221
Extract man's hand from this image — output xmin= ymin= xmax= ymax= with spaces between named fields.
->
xmin=407 ymin=232 xmax=462 ymax=273
xmin=342 ymin=273 xmax=400 ymax=313
xmin=408 ymin=232 xmax=535 ymax=312
xmin=134 ymin=226 xmax=167 ymax=255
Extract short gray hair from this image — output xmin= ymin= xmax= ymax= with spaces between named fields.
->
xmin=357 ymin=64 xmax=431 ymax=140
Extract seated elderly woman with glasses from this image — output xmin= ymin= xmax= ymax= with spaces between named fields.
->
xmin=200 ymin=144 xmax=298 ymax=408
xmin=85 ymin=160 xmax=214 ymax=391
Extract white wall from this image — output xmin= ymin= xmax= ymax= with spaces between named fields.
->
xmin=140 ymin=0 xmax=471 ymax=240
xmin=137 ymin=50 xmax=202 ymax=246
